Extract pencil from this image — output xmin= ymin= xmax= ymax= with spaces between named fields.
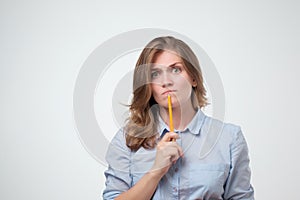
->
xmin=167 ymin=94 xmax=175 ymax=141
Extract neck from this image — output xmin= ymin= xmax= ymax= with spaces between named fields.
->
xmin=160 ymin=101 xmax=197 ymax=131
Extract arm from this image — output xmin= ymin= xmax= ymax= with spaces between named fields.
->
xmin=103 ymin=131 xmax=183 ymax=200
xmin=223 ymin=128 xmax=255 ymax=200
xmin=114 ymin=170 xmax=162 ymax=200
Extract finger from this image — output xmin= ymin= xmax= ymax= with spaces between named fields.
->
xmin=171 ymin=144 xmax=184 ymax=159
xmin=161 ymin=132 xmax=180 ymax=142
xmin=176 ymin=144 xmax=184 ymax=157
xmin=167 ymin=145 xmax=183 ymax=162
xmin=163 ymin=140 xmax=184 ymax=158
xmin=170 ymin=153 xmax=180 ymax=164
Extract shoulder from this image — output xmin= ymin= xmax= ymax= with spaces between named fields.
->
xmin=110 ymin=128 xmax=127 ymax=146
xmin=106 ymin=128 xmax=131 ymax=158
xmin=198 ymin=114 xmax=248 ymax=158
xmin=201 ymin=114 xmax=244 ymax=144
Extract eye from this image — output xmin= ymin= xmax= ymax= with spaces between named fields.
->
xmin=171 ymin=66 xmax=182 ymax=74
xmin=151 ymin=70 xmax=160 ymax=79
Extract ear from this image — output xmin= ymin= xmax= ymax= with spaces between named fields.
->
xmin=192 ymin=79 xmax=197 ymax=87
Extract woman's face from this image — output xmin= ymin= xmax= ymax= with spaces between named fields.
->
xmin=150 ymin=50 xmax=196 ymax=109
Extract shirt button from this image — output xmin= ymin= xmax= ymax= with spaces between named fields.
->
xmin=174 ymin=167 xmax=178 ymax=172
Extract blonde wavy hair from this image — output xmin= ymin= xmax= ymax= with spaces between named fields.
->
xmin=125 ymin=36 xmax=208 ymax=151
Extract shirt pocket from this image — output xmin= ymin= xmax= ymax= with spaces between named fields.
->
xmin=188 ymin=164 xmax=229 ymax=199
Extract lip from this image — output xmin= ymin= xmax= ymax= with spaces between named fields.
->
xmin=162 ymin=90 xmax=176 ymax=95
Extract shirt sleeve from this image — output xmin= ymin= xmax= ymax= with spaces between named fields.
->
xmin=223 ymin=128 xmax=255 ymax=200
xmin=102 ymin=129 xmax=132 ymax=200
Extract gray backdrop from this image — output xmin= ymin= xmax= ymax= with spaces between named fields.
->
xmin=1 ymin=0 xmax=299 ymax=199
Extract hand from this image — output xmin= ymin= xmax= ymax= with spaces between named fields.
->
xmin=150 ymin=132 xmax=183 ymax=178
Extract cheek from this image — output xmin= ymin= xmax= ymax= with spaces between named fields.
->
xmin=174 ymin=89 xmax=192 ymax=104
xmin=150 ymin=85 xmax=161 ymax=101
xmin=151 ymin=84 xmax=160 ymax=95
xmin=174 ymin=79 xmax=193 ymax=102
xmin=176 ymin=76 xmax=193 ymax=92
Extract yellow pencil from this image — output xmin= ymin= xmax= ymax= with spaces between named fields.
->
xmin=167 ymin=94 xmax=175 ymax=141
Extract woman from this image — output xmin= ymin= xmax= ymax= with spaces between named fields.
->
xmin=103 ymin=36 xmax=254 ymax=199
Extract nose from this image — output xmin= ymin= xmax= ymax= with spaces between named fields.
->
xmin=161 ymin=72 xmax=173 ymax=88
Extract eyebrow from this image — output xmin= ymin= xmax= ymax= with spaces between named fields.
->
xmin=151 ymin=62 xmax=183 ymax=69
xmin=169 ymin=62 xmax=183 ymax=67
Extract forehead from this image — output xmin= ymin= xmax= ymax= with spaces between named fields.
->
xmin=153 ymin=50 xmax=183 ymax=66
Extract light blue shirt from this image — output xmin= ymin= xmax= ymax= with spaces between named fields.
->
xmin=103 ymin=109 xmax=254 ymax=199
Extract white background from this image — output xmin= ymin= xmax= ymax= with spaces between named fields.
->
xmin=1 ymin=0 xmax=299 ymax=199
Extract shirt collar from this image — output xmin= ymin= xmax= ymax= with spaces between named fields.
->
xmin=158 ymin=108 xmax=206 ymax=137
